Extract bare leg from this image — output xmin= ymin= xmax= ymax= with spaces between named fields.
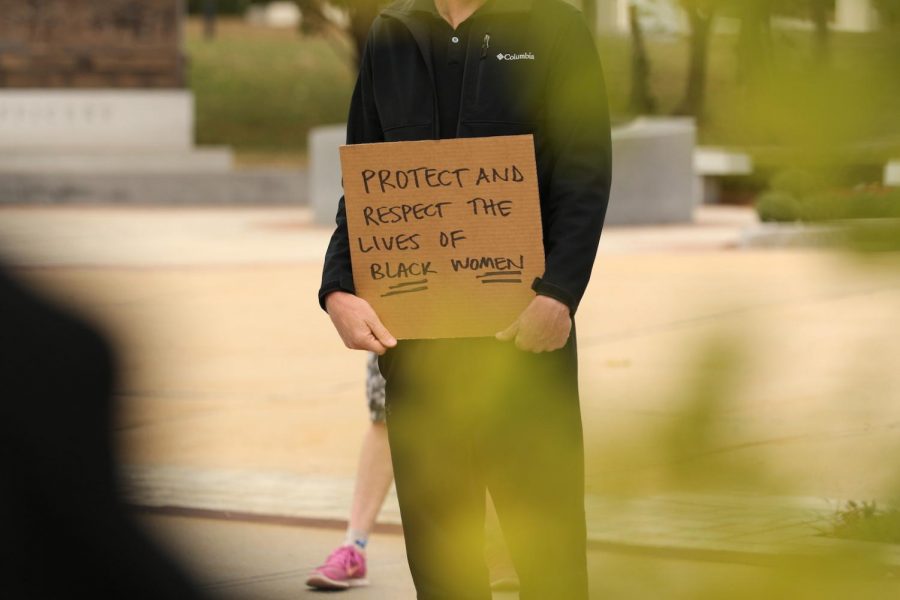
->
xmin=348 ymin=421 xmax=394 ymax=534
xmin=306 ymin=421 xmax=393 ymax=590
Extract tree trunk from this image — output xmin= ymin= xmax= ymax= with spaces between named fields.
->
xmin=628 ymin=4 xmax=656 ymax=114
xmin=737 ymin=0 xmax=773 ymax=86
xmin=582 ymin=0 xmax=598 ymax=38
xmin=203 ymin=0 xmax=216 ymax=40
xmin=810 ymin=0 xmax=830 ymax=63
xmin=348 ymin=5 xmax=382 ymax=69
xmin=675 ymin=7 xmax=715 ymax=118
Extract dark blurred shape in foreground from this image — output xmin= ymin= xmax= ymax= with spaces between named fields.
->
xmin=0 ymin=265 xmax=206 ymax=599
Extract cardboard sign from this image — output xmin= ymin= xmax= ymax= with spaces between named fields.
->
xmin=340 ymin=134 xmax=545 ymax=340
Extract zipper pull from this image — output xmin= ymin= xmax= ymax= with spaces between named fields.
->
xmin=482 ymin=33 xmax=490 ymax=59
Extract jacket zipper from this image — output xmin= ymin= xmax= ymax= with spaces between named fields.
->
xmin=455 ymin=29 xmax=490 ymax=138
xmin=469 ymin=32 xmax=490 ymax=119
xmin=380 ymin=12 xmax=491 ymax=140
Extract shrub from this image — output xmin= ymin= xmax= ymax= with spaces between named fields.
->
xmin=815 ymin=187 xmax=900 ymax=221
xmin=756 ymin=191 xmax=800 ymax=223
xmin=756 ymin=169 xmax=900 ymax=223
xmin=186 ymin=0 xmax=267 ymax=16
xmin=826 ymin=500 xmax=900 ymax=544
xmin=769 ymin=169 xmax=827 ymax=199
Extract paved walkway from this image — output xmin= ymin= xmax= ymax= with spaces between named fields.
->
xmin=2 ymin=204 xmax=900 ymax=593
xmin=142 ymin=512 xmax=811 ymax=600
xmin=124 ymin=464 xmax=900 ymax=572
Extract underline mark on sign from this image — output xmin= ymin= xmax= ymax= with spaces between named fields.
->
xmin=382 ymin=280 xmax=430 ymax=297
xmin=476 ymin=271 xmax=522 ymax=279
xmin=479 ymin=271 xmax=523 ymax=284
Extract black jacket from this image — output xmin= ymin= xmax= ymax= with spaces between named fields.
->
xmin=319 ymin=0 xmax=612 ymax=316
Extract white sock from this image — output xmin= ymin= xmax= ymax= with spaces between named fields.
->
xmin=344 ymin=528 xmax=369 ymax=551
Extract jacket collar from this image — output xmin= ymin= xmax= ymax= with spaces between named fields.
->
xmin=383 ymin=0 xmax=534 ymax=18
xmin=379 ymin=0 xmax=534 ymax=140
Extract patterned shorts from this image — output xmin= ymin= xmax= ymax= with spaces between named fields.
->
xmin=366 ymin=351 xmax=387 ymax=423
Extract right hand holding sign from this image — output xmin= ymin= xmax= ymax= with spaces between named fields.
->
xmin=325 ymin=291 xmax=398 ymax=355
xmin=496 ymin=294 xmax=571 ymax=353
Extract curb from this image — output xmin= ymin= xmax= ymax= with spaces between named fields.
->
xmin=124 ymin=465 xmax=900 ymax=575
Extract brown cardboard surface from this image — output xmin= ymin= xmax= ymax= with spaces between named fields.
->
xmin=340 ymin=135 xmax=544 ymax=339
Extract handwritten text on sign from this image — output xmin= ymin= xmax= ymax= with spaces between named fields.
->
xmin=340 ymin=135 xmax=545 ymax=340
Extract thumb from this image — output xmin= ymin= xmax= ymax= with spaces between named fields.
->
xmin=496 ymin=319 xmax=519 ymax=342
xmin=366 ymin=316 xmax=397 ymax=348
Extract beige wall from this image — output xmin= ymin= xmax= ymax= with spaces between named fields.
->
xmin=596 ymin=0 xmax=630 ymax=32
xmin=835 ymin=0 xmax=878 ymax=32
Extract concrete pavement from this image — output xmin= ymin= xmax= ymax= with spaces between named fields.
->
xmin=139 ymin=512 xmax=899 ymax=599
xmin=2 ymin=204 xmax=900 ymax=596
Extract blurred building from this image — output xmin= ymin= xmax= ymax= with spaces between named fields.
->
xmin=0 ymin=0 xmax=184 ymax=88
xmin=0 ymin=0 xmax=234 ymax=203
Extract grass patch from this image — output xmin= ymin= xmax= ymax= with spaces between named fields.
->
xmin=186 ymin=18 xmax=900 ymax=167
xmin=600 ymin=29 xmax=900 ymax=163
xmin=186 ymin=18 xmax=355 ymax=164
xmin=825 ymin=500 xmax=900 ymax=545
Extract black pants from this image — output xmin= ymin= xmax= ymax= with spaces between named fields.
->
xmin=379 ymin=331 xmax=588 ymax=600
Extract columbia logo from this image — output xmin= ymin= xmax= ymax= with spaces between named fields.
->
xmin=496 ymin=52 xmax=535 ymax=61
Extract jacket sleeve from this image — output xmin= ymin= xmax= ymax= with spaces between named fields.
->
xmin=531 ymin=13 xmax=612 ymax=315
xmin=318 ymin=32 xmax=385 ymax=311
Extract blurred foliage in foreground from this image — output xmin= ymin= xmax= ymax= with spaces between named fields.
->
xmin=582 ymin=328 xmax=900 ymax=598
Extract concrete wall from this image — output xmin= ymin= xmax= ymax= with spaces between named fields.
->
xmin=886 ymin=160 xmax=900 ymax=187
xmin=310 ymin=125 xmax=347 ymax=226
xmin=0 ymin=90 xmax=195 ymax=150
xmin=606 ymin=117 xmax=696 ymax=225
xmin=0 ymin=171 xmax=305 ymax=204
xmin=0 ymin=90 xmax=233 ymax=174
xmin=835 ymin=0 xmax=878 ymax=32
xmin=246 ymin=1 xmax=302 ymax=28
xmin=596 ymin=0 xmax=629 ymax=33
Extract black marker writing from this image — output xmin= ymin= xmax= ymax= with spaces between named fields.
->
xmin=357 ymin=233 xmax=421 ymax=253
xmin=467 ymin=197 xmax=512 ymax=217
xmin=370 ymin=261 xmax=439 ymax=280
xmin=474 ymin=165 xmax=524 ymax=186
xmin=361 ymin=167 xmax=470 ymax=194
xmin=439 ymin=230 xmax=467 ymax=249
xmin=363 ymin=202 xmax=452 ymax=226
xmin=449 ymin=255 xmax=524 ymax=272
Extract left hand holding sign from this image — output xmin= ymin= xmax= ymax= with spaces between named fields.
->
xmin=496 ymin=295 xmax=571 ymax=353
xmin=326 ymin=291 xmax=398 ymax=355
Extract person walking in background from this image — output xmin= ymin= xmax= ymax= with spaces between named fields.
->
xmin=320 ymin=0 xmax=612 ymax=597
xmin=306 ymin=353 xmax=394 ymax=590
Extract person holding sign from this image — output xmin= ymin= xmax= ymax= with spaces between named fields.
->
xmin=319 ymin=0 xmax=611 ymax=598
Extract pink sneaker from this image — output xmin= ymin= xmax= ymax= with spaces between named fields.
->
xmin=306 ymin=544 xmax=369 ymax=590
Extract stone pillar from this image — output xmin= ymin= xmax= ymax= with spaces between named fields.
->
xmin=835 ymin=0 xmax=878 ymax=32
